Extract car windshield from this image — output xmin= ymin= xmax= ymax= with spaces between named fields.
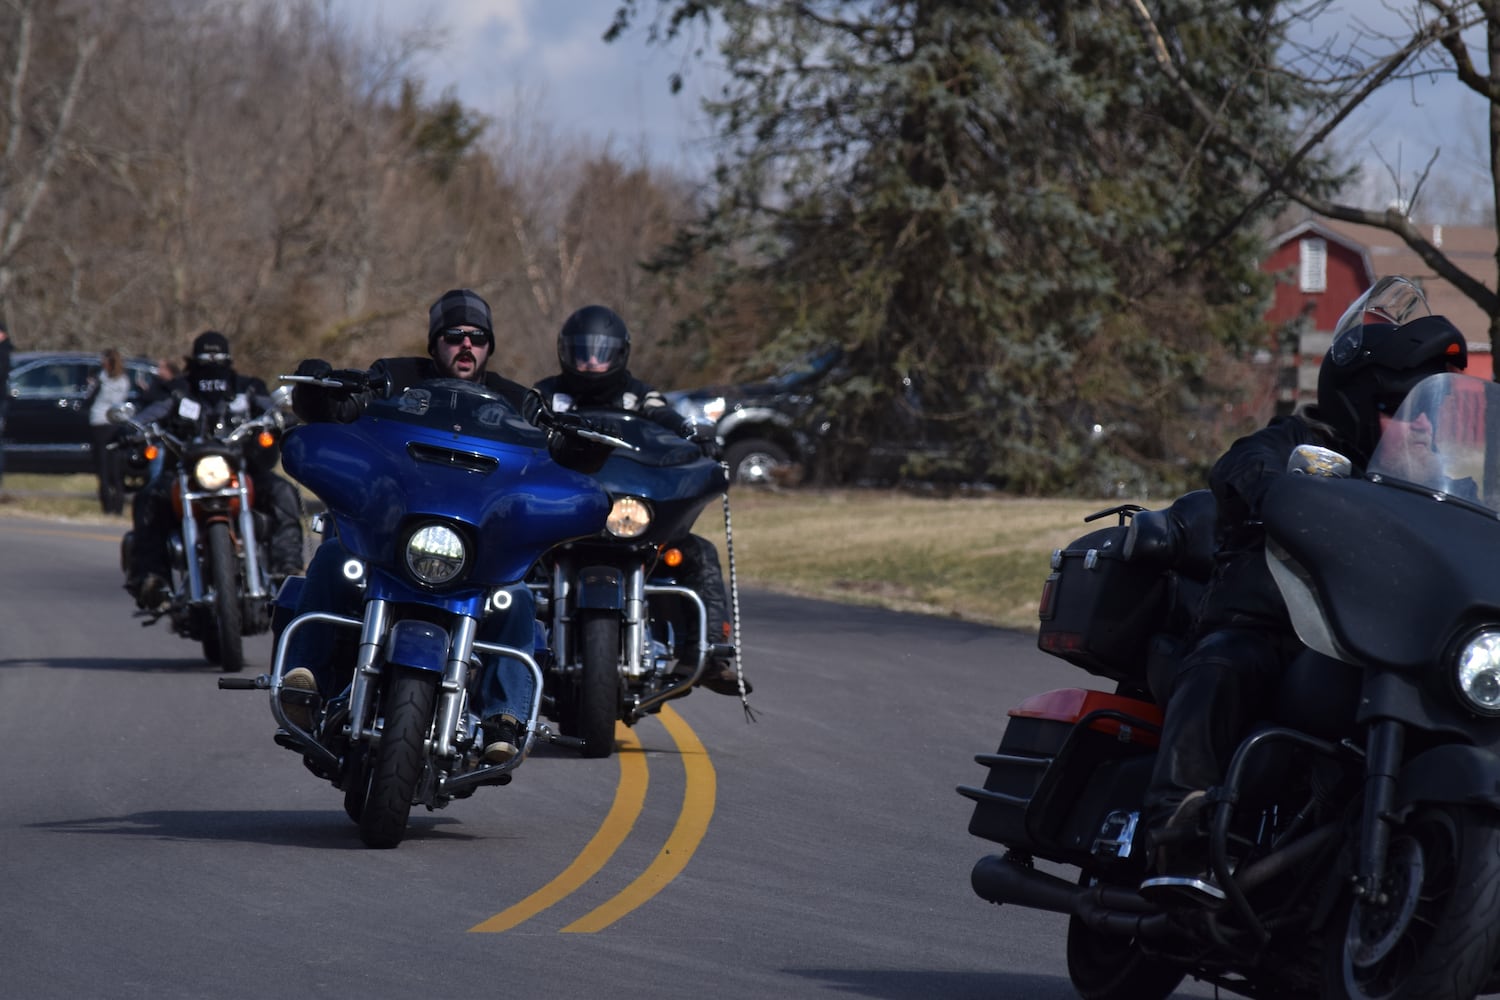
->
xmin=1366 ymin=372 xmax=1500 ymax=513
xmin=762 ymin=345 xmax=842 ymax=390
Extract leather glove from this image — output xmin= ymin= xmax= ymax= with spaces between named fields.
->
xmin=294 ymin=358 xmax=333 ymax=380
xmin=327 ymin=368 xmax=370 ymax=390
xmin=686 ymin=422 xmax=721 ymax=459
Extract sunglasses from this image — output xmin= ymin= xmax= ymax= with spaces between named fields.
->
xmin=439 ymin=328 xmax=492 ymax=349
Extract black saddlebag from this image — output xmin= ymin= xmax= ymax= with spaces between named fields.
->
xmin=959 ymin=688 xmax=1162 ymax=869
xmin=1036 ymin=524 xmax=1170 ymax=686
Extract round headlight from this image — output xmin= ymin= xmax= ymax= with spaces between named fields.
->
xmin=606 ymin=496 xmax=652 ymax=539
xmin=405 ymin=523 xmax=467 ymax=585
xmin=1456 ymin=630 xmax=1500 ymax=715
xmin=193 ymin=454 xmax=233 ymax=491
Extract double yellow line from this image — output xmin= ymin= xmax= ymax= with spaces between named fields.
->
xmin=469 ymin=704 xmax=716 ymax=933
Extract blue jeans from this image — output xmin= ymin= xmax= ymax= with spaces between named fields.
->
xmin=281 ymin=537 xmax=536 ymax=723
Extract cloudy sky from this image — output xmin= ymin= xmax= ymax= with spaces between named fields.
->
xmin=331 ymin=1 xmax=1485 ymax=196
xmin=333 ymin=0 xmax=717 ymax=169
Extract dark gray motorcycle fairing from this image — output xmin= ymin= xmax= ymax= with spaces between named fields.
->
xmin=1263 ymin=473 xmax=1500 ymax=672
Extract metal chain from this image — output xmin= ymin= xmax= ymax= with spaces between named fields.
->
xmin=721 ymin=488 xmax=756 ymax=720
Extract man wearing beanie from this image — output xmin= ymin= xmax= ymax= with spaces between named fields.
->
xmin=282 ymin=288 xmax=599 ymax=766
xmin=292 ymin=288 xmax=526 ymax=423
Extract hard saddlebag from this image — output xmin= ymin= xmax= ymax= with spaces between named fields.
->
xmin=959 ymin=688 xmax=1162 ymax=867
xmin=1035 ymin=523 xmax=1169 ymax=684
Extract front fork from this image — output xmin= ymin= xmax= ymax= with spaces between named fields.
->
xmin=178 ymin=474 xmax=265 ymax=601
xmin=1353 ymin=719 xmax=1404 ymax=904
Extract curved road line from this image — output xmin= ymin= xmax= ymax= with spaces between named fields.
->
xmin=469 ymin=723 xmax=649 ymax=933
xmin=562 ymin=705 xmax=716 ymax=933
xmin=470 ymin=704 xmax=716 ymax=933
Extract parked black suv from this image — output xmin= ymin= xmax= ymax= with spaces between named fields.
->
xmin=666 ymin=345 xmax=947 ymax=486
xmin=4 ymin=351 xmax=158 ymax=473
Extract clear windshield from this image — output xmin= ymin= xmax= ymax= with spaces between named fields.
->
xmin=366 ymin=379 xmax=547 ymax=446
xmin=1366 ymin=372 xmax=1500 ymax=511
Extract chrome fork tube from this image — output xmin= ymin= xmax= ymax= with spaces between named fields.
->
xmin=623 ymin=563 xmax=646 ymax=677
xmin=180 ymin=471 xmax=204 ymax=601
xmin=347 ymin=599 xmax=390 ymax=741
xmin=237 ymin=478 xmax=265 ymax=598
xmin=433 ymin=615 xmax=477 ymax=759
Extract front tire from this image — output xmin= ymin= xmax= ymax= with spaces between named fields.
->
xmin=1325 ymin=804 xmax=1500 ymax=1000
xmin=358 ymin=668 xmax=438 ymax=849
xmin=575 ymin=611 xmax=621 ymax=759
xmin=1066 ymin=880 xmax=1184 ymax=1000
xmin=206 ymin=521 xmax=244 ymax=673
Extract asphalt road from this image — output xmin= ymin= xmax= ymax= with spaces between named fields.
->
xmin=0 ymin=515 xmax=1218 ymax=999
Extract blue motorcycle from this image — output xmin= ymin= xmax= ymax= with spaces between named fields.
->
xmin=533 ymin=408 xmax=732 ymax=758
xmin=223 ymin=378 xmax=617 ymax=848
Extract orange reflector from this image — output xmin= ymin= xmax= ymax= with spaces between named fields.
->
xmin=258 ymin=430 xmax=275 ymax=448
xmin=662 ymin=547 xmax=684 ymax=568
xmin=144 ymin=444 xmax=159 ymax=461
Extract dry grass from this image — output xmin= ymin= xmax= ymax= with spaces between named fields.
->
xmin=7 ymin=473 xmax=1130 ymax=632
xmin=692 ymin=489 xmax=1128 ymax=631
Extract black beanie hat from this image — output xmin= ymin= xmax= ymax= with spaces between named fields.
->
xmin=191 ymin=330 xmax=231 ymax=362
xmin=428 ymin=289 xmax=494 ymax=352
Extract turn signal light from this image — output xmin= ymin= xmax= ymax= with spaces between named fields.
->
xmin=662 ymin=547 xmax=684 ymax=568
xmin=258 ymin=430 xmax=276 ymax=449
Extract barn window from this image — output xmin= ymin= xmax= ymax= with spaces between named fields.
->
xmin=1299 ymin=238 xmax=1327 ymax=292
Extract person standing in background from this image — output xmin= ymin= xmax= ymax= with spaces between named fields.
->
xmin=142 ymin=355 xmax=185 ymax=482
xmin=0 ymin=322 xmax=12 ymax=503
xmin=86 ymin=348 xmax=133 ymax=515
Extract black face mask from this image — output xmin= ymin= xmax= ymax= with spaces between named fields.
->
xmin=190 ymin=362 xmax=235 ymax=402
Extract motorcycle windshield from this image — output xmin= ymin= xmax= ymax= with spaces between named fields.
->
xmin=576 ymin=408 xmax=730 ymax=500
xmin=284 ymin=380 xmax=610 ymax=584
xmin=1366 ymin=373 xmax=1497 ymax=510
xmin=1266 ymin=373 xmax=1500 ymax=671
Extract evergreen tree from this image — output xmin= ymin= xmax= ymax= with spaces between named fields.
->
xmin=616 ymin=0 xmax=1343 ymax=492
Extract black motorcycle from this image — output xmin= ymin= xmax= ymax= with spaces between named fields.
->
xmin=115 ymin=394 xmax=290 ymax=672
xmin=533 ymin=407 xmax=732 ymax=759
xmin=959 ymin=362 xmax=1500 ymax=999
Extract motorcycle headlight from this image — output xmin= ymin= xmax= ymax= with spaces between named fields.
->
xmin=606 ymin=496 xmax=652 ymax=539
xmin=193 ymin=454 xmax=233 ymax=491
xmin=1456 ymin=630 xmax=1500 ymax=715
xmin=405 ymin=523 xmax=468 ymax=586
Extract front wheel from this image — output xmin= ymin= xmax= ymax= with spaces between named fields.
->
xmin=206 ymin=521 xmax=245 ymax=673
xmin=574 ymin=611 xmax=621 ymax=759
xmin=1325 ymin=804 xmax=1500 ymax=1000
xmin=358 ymin=668 xmax=438 ymax=849
xmin=1066 ymin=878 xmax=1183 ymax=1000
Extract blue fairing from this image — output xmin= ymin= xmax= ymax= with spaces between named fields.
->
xmin=283 ymin=380 xmax=610 ymax=585
xmin=574 ymin=409 xmax=730 ymax=542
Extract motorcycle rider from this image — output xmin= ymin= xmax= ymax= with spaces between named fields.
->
xmin=1140 ymin=307 xmax=1468 ymax=904
xmin=533 ymin=304 xmax=750 ymax=696
xmin=284 ymin=288 xmax=599 ymax=763
xmin=124 ymin=331 xmax=306 ymax=610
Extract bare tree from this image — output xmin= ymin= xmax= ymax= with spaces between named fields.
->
xmin=1128 ymin=0 xmax=1500 ymax=350
xmin=0 ymin=0 xmax=101 ymax=330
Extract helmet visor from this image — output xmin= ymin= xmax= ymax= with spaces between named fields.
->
xmin=561 ymin=330 xmax=627 ymax=375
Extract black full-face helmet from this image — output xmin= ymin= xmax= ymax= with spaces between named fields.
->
xmin=1317 ymin=291 xmax=1467 ymax=467
xmin=557 ymin=305 xmax=630 ymax=397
